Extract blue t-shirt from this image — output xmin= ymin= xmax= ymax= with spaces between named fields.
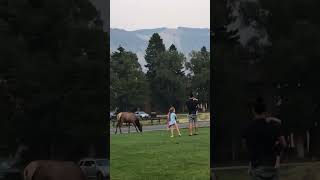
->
xmin=169 ymin=112 xmax=177 ymax=125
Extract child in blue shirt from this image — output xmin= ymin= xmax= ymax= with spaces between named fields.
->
xmin=168 ymin=106 xmax=181 ymax=137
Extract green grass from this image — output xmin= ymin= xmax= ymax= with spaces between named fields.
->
xmin=215 ymin=163 xmax=320 ymax=180
xmin=110 ymin=127 xmax=210 ymax=180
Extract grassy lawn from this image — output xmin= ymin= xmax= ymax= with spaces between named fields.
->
xmin=215 ymin=163 xmax=320 ymax=180
xmin=110 ymin=127 xmax=210 ymax=180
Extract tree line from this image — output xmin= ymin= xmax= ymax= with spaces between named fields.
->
xmin=110 ymin=33 xmax=210 ymax=113
xmin=213 ymin=0 xmax=320 ymax=163
xmin=0 ymin=0 xmax=108 ymax=161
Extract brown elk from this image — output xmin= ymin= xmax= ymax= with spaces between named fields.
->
xmin=115 ymin=112 xmax=142 ymax=134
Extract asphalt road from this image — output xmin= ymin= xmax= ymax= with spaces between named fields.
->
xmin=110 ymin=121 xmax=210 ymax=134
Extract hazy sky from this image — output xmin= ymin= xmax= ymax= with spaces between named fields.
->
xmin=111 ymin=0 xmax=210 ymax=31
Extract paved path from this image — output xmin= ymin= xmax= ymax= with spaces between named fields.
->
xmin=110 ymin=121 xmax=210 ymax=134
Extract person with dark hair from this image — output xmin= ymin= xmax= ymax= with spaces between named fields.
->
xmin=186 ymin=92 xmax=199 ymax=136
xmin=242 ymin=99 xmax=287 ymax=180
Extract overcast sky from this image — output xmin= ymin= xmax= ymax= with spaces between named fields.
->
xmin=111 ymin=0 xmax=210 ymax=31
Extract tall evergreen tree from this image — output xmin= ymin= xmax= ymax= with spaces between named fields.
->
xmin=144 ymin=33 xmax=166 ymax=111
xmin=110 ymin=47 xmax=147 ymax=111
xmin=0 ymin=0 xmax=107 ymax=160
xmin=145 ymin=33 xmax=166 ymax=80
xmin=187 ymin=46 xmax=210 ymax=110
xmin=151 ymin=44 xmax=187 ymax=112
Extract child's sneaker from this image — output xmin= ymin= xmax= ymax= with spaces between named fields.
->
xmin=179 ymin=134 xmax=181 ymax=137
xmin=170 ymin=135 xmax=174 ymax=138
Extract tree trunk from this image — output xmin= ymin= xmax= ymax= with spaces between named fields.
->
xmin=202 ymin=103 xmax=206 ymax=112
xmin=296 ymin=135 xmax=305 ymax=159
xmin=50 ymin=142 xmax=55 ymax=160
xmin=306 ymin=130 xmax=310 ymax=154
xmin=231 ymin=138 xmax=237 ymax=161
xmin=290 ymin=133 xmax=295 ymax=148
xmin=88 ymin=144 xmax=96 ymax=158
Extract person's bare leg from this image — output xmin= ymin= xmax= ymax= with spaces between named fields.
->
xmin=196 ymin=114 xmax=200 ymax=134
xmin=275 ymin=156 xmax=280 ymax=168
xmin=194 ymin=120 xmax=198 ymax=135
xmin=175 ymin=124 xmax=181 ymax=136
xmin=170 ymin=126 xmax=174 ymax=137
xmin=189 ymin=122 xmax=193 ymax=136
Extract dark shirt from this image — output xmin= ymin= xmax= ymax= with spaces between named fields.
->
xmin=186 ymin=98 xmax=198 ymax=115
xmin=242 ymin=118 xmax=283 ymax=168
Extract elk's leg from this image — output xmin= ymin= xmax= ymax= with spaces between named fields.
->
xmin=133 ymin=122 xmax=139 ymax=133
xmin=119 ymin=122 xmax=122 ymax=134
xmin=115 ymin=122 xmax=118 ymax=134
xmin=128 ymin=122 xmax=131 ymax=133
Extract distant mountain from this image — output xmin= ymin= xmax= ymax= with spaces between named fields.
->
xmin=110 ymin=27 xmax=210 ymax=72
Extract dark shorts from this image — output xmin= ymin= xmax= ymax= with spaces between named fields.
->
xmin=188 ymin=114 xmax=197 ymax=123
xmin=249 ymin=166 xmax=279 ymax=180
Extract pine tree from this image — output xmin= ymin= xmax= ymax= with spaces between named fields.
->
xmin=110 ymin=47 xmax=147 ymax=111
